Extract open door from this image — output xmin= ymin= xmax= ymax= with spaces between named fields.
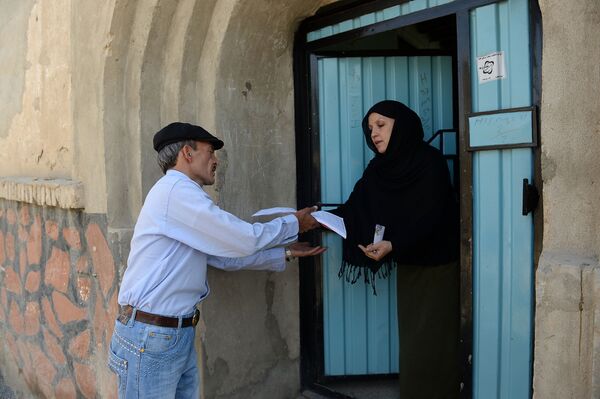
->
xmin=468 ymin=2 xmax=538 ymax=397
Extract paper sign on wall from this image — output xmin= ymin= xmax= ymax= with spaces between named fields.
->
xmin=477 ymin=51 xmax=506 ymax=84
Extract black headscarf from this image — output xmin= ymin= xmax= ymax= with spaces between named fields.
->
xmin=331 ymin=100 xmax=459 ymax=292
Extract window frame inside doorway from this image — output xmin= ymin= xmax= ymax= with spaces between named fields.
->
xmin=293 ymin=1 xmax=542 ymax=397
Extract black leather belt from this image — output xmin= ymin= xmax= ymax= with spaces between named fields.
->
xmin=118 ymin=305 xmax=199 ymax=328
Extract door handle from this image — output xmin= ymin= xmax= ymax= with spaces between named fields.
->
xmin=522 ymin=178 xmax=539 ymax=215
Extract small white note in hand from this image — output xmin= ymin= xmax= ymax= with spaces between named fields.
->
xmin=373 ymin=224 xmax=385 ymax=243
xmin=312 ymin=210 xmax=346 ymax=239
xmin=252 ymin=207 xmax=297 ymax=217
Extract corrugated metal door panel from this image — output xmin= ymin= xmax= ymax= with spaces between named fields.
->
xmin=320 ymin=56 xmax=454 ymax=376
xmin=358 ymin=57 xmax=396 ymax=375
xmin=432 ymin=57 xmax=454 ymax=134
xmin=470 ymin=1 xmax=534 ymax=398
xmin=320 ymin=58 xmax=345 ymax=376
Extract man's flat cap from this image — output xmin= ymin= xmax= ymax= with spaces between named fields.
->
xmin=153 ymin=122 xmax=224 ymax=152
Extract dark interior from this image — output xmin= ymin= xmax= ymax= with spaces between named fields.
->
xmin=317 ymin=14 xmax=456 ymax=53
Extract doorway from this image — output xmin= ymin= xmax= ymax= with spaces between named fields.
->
xmin=296 ymin=7 xmax=460 ymax=398
xmin=294 ymin=1 xmax=541 ymax=398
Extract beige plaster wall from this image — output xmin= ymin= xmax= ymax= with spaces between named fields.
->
xmin=201 ymin=1 xmax=335 ymax=396
xmin=538 ymin=0 xmax=600 ymax=255
xmin=534 ymin=1 xmax=600 ymax=398
xmin=71 ymin=1 xmax=116 ymax=214
xmin=0 ymin=0 xmax=114 ymax=214
xmin=0 ymin=0 xmax=35 ymax=139
xmin=0 ymin=0 xmax=74 ymax=181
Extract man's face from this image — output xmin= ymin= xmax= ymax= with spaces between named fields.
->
xmin=186 ymin=141 xmax=218 ymax=185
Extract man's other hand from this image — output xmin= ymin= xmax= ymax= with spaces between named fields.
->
xmin=288 ymin=241 xmax=327 ymax=258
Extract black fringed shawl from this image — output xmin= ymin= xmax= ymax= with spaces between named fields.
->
xmin=331 ymin=100 xmax=459 ymax=292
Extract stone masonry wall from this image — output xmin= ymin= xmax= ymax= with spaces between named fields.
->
xmin=0 ymin=199 xmax=119 ymax=398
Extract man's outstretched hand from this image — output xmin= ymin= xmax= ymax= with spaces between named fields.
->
xmin=294 ymin=206 xmax=320 ymax=233
xmin=287 ymin=241 xmax=327 ymax=258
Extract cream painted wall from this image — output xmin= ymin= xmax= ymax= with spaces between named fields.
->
xmin=0 ymin=0 xmax=74 ymax=180
xmin=197 ymin=1 xmax=336 ymax=396
xmin=0 ymin=0 xmax=35 ymax=140
xmin=539 ymin=0 xmax=600 ymax=256
xmin=534 ymin=2 xmax=600 ymax=397
xmin=0 ymin=0 xmax=113 ymax=214
xmin=71 ymin=1 xmax=117 ymax=214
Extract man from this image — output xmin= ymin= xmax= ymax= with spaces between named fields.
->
xmin=108 ymin=122 xmax=324 ymax=398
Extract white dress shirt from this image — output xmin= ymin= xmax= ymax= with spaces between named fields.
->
xmin=118 ymin=169 xmax=298 ymax=316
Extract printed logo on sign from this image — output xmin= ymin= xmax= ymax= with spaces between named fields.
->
xmin=482 ymin=61 xmax=495 ymax=74
xmin=477 ymin=51 xmax=506 ymax=84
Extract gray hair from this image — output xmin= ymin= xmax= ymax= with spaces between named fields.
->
xmin=157 ymin=140 xmax=197 ymax=174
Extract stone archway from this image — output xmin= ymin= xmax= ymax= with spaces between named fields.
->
xmin=98 ymin=0 xmax=334 ymax=397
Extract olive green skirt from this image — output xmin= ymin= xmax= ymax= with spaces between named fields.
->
xmin=396 ymin=261 xmax=460 ymax=399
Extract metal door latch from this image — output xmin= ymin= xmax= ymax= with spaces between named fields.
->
xmin=522 ymin=178 xmax=539 ymax=215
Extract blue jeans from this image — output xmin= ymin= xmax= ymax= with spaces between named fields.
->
xmin=108 ymin=308 xmax=199 ymax=399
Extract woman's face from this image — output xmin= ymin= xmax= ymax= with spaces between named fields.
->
xmin=368 ymin=112 xmax=395 ymax=154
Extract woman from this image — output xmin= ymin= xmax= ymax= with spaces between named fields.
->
xmin=331 ymin=100 xmax=460 ymax=398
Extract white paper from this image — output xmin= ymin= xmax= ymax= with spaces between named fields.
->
xmin=312 ymin=210 xmax=346 ymax=239
xmin=373 ymin=224 xmax=385 ymax=244
xmin=252 ymin=207 xmax=296 ymax=217
xmin=477 ymin=51 xmax=506 ymax=84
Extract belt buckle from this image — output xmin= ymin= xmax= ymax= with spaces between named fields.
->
xmin=192 ymin=308 xmax=200 ymax=327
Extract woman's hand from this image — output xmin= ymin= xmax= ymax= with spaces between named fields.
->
xmin=358 ymin=240 xmax=392 ymax=261
xmin=287 ymin=241 xmax=327 ymax=258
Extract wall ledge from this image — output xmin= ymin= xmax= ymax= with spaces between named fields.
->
xmin=0 ymin=176 xmax=84 ymax=209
